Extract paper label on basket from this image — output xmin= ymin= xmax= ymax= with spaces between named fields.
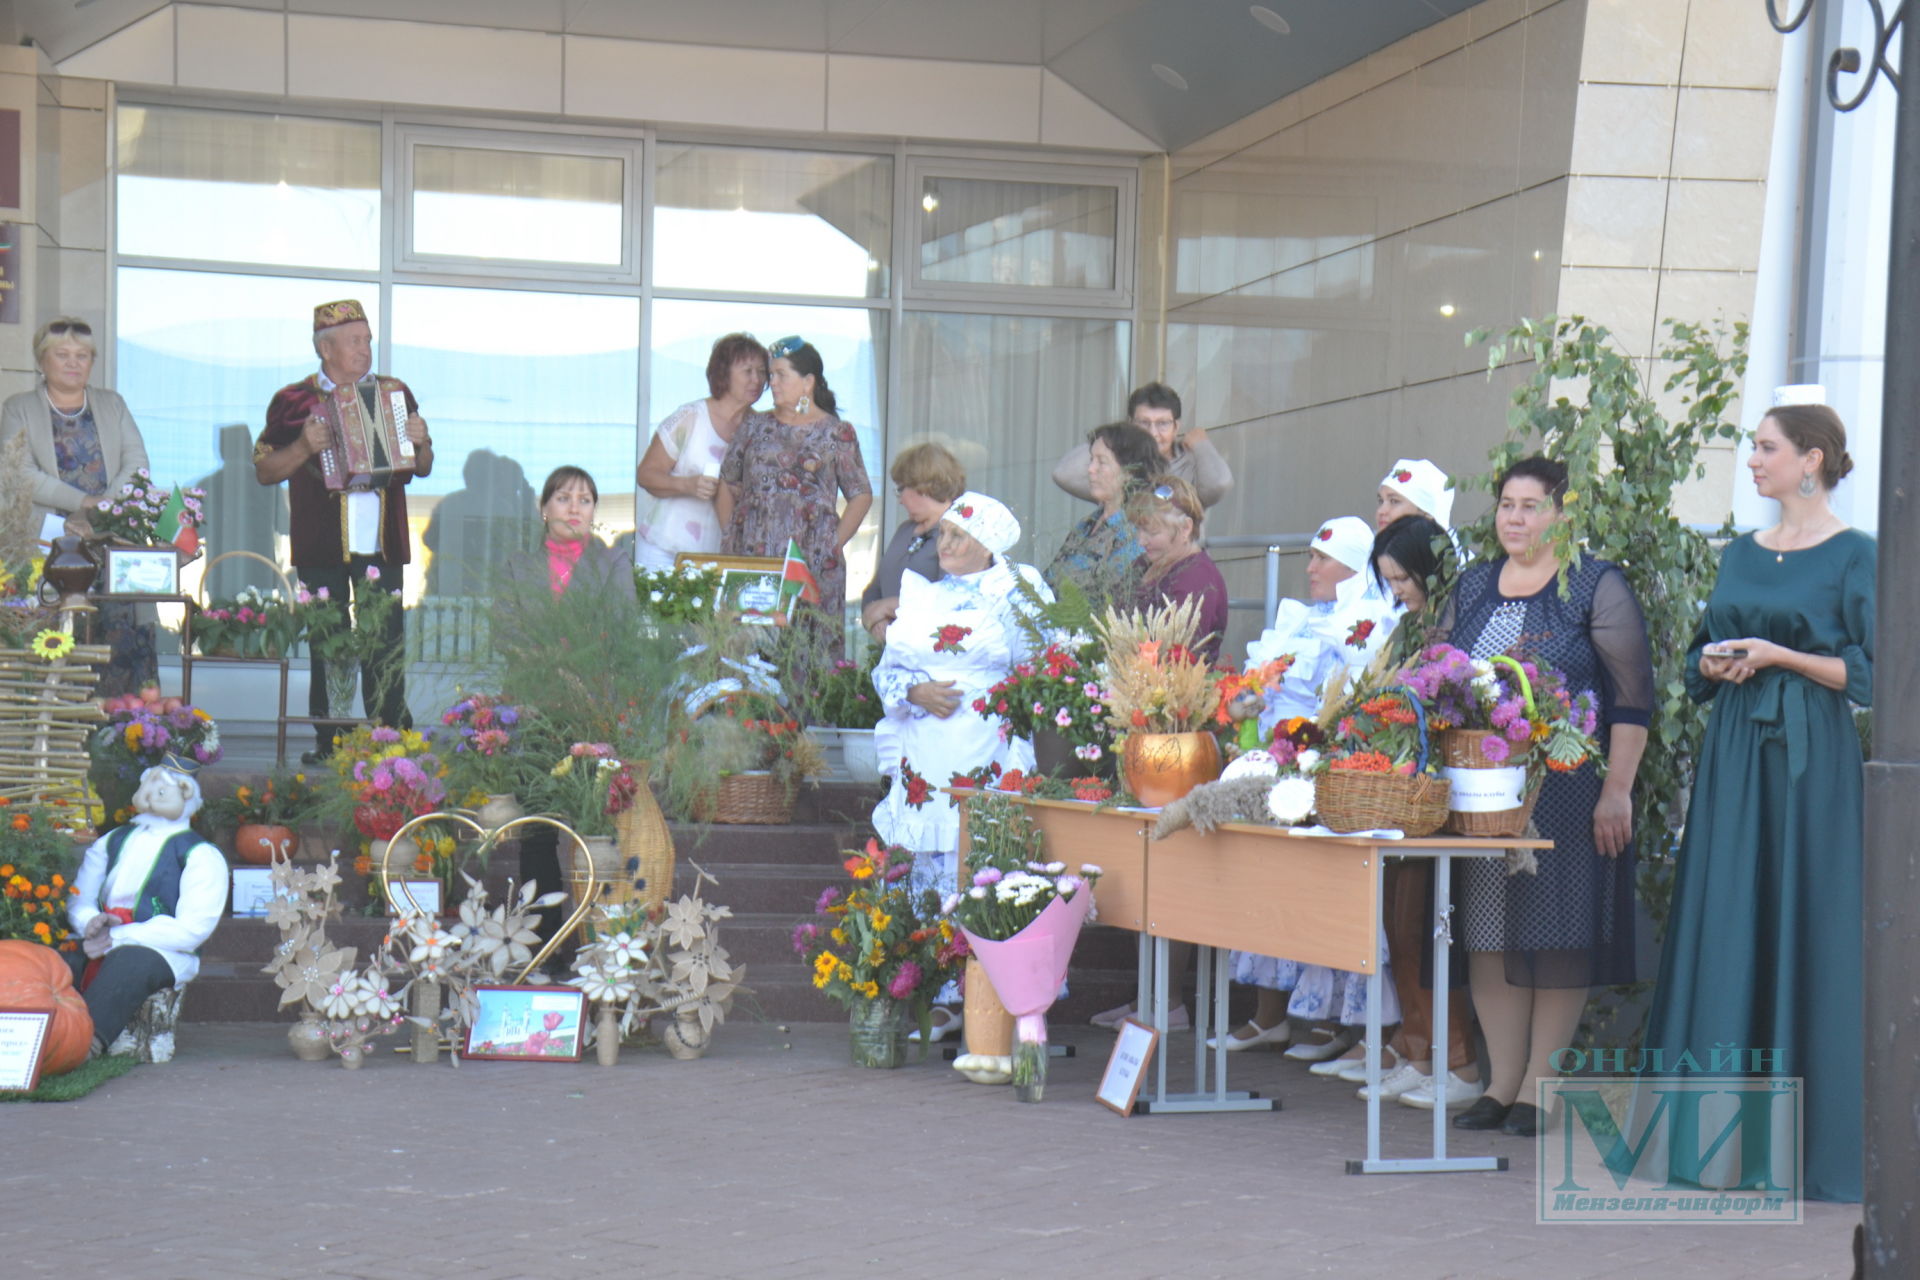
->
xmin=1443 ymin=766 xmax=1528 ymax=812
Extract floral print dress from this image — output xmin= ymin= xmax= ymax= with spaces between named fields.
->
xmin=871 ymin=559 xmax=1053 ymax=901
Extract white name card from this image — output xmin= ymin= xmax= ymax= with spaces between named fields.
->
xmin=1443 ymin=765 xmax=1529 ymax=813
xmin=0 ymin=1009 xmax=53 ymax=1092
xmin=1096 ymin=1017 xmax=1161 ymax=1116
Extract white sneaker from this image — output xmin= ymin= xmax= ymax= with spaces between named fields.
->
xmin=1397 ymin=1070 xmax=1486 ymax=1110
xmin=1335 ymin=1045 xmax=1401 ymax=1083
xmin=1355 ymin=1061 xmax=1429 ymax=1101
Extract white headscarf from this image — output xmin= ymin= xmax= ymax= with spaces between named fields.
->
xmin=1380 ymin=459 xmax=1455 ymax=530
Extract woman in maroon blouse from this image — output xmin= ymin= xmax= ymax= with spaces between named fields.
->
xmin=1128 ymin=476 xmax=1229 ymax=662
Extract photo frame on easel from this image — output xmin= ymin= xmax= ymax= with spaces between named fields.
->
xmin=0 ymin=1008 xmax=53 ymax=1093
xmin=461 ymin=985 xmax=586 ymax=1062
xmin=1096 ymin=1017 xmax=1160 ymax=1116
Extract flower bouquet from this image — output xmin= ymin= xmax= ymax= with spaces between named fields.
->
xmin=82 ymin=468 xmax=204 ymax=549
xmin=796 ymin=839 xmax=968 ymax=1066
xmin=1401 ymin=645 xmax=1600 ymax=836
xmin=295 ymin=570 xmax=400 ymax=718
xmin=1314 ymin=679 xmax=1449 ymax=836
xmin=321 ymin=727 xmax=455 ymax=905
xmin=88 ymin=689 xmax=222 ymax=827
xmin=946 ymin=802 xmax=1102 ymax=1101
xmin=436 ymin=692 xmax=533 ymax=807
xmin=193 ymin=586 xmax=302 ymax=659
xmin=0 ymin=802 xmax=85 ymax=949
xmin=972 ymin=638 xmax=1112 ymax=777
xmin=525 ymin=740 xmax=640 ymax=839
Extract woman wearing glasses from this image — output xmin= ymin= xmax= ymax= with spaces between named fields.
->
xmin=859 ymin=443 xmax=966 ymax=644
xmin=0 ymin=316 xmax=156 ymax=695
xmin=716 ymin=336 xmax=873 ymax=677
xmin=1128 ymin=476 xmax=1228 ymax=662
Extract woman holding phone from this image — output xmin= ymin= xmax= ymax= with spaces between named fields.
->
xmin=1642 ymin=401 xmax=1874 ymax=1203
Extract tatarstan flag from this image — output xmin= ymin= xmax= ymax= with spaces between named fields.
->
xmin=155 ymin=486 xmax=200 ymax=555
xmin=781 ymin=538 xmax=820 ymax=605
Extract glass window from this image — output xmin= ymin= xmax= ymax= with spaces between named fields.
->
xmin=918 ymin=176 xmax=1118 ymax=290
xmin=409 ymin=144 xmax=627 ymax=267
xmin=896 ymin=312 xmax=1129 ymax=563
xmin=116 ymin=105 xmax=381 ymax=270
xmin=649 ymin=299 xmax=888 ymax=597
xmin=653 ymin=145 xmax=891 ymax=298
xmin=389 ymin=286 xmax=641 ymax=597
xmin=115 ymin=266 xmax=372 ymax=582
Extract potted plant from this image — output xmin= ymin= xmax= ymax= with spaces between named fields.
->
xmin=0 ymin=802 xmax=87 ymax=951
xmin=1094 ymin=598 xmax=1221 ymax=807
xmin=794 ymin=839 xmax=968 ymax=1067
xmin=88 ymin=689 xmax=223 ymax=828
xmin=192 ymin=586 xmax=302 ymax=660
xmin=207 ymin=767 xmax=322 ymax=865
xmin=295 ymin=570 xmax=400 ymax=721
xmin=804 ymin=648 xmax=884 ymax=784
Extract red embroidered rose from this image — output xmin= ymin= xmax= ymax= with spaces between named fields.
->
xmin=1317 ymin=527 xmax=1334 ymax=541
xmin=1394 ymin=469 xmax=1413 ymax=483
xmin=1346 ymin=619 xmax=1376 ymax=648
xmin=955 ymin=504 xmax=974 ymax=518
xmin=932 ymin=624 xmax=973 ymax=654
xmin=902 ymin=762 xmax=933 ymax=808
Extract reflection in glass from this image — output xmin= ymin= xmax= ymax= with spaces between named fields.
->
xmin=650 ymin=299 xmax=887 ymax=608
xmin=896 ymin=313 xmax=1128 ymax=563
xmin=116 ymin=105 xmax=380 ymax=270
xmin=654 ymin=145 xmax=891 ymax=297
xmin=919 ymin=177 xmax=1117 ymax=289
xmin=390 ymin=286 xmax=641 ymax=593
xmin=411 ymin=145 xmax=626 ymax=265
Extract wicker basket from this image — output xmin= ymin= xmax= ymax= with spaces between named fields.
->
xmin=1436 ymin=729 xmax=1539 ymax=837
xmin=691 ymin=770 xmax=795 ymax=825
xmin=615 ymin=760 xmax=675 ymax=909
xmin=1315 ymin=683 xmax=1450 ymax=836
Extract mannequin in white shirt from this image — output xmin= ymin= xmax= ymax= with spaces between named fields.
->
xmin=67 ymin=763 xmax=228 ymax=1055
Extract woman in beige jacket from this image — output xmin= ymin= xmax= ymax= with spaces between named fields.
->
xmin=0 ymin=316 xmax=156 ymax=693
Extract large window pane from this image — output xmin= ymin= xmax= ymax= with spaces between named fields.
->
xmin=116 ymin=106 xmax=380 ymax=270
xmin=116 ymin=267 xmax=369 ymax=591
xmin=896 ymin=313 xmax=1128 ymax=563
xmin=654 ymin=145 xmax=890 ymax=298
xmin=649 ymin=299 xmax=887 ymax=602
xmin=410 ymin=144 xmax=626 ymax=266
xmin=919 ymin=176 xmax=1117 ymax=289
xmin=390 ymin=286 xmax=640 ymax=596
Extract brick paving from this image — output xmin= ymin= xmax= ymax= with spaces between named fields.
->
xmin=5 ymin=1021 xmax=1857 ymax=1279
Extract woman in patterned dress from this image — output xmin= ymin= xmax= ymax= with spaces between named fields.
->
xmin=1432 ymin=457 xmax=1654 ymax=1137
xmin=716 ymin=336 xmax=872 ymax=687
xmin=634 ymin=333 xmax=767 ymax=571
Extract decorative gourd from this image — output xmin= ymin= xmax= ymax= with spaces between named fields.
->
xmin=0 ymin=939 xmax=95 ymax=1076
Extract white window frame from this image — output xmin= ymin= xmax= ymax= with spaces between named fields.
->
xmin=904 ymin=156 xmax=1136 ymax=310
xmin=395 ymin=123 xmax=643 ymax=285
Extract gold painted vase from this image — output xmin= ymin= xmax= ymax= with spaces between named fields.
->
xmin=1120 ymin=730 xmax=1224 ymax=808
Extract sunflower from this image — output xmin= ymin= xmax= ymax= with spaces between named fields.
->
xmin=29 ymin=630 xmax=74 ymax=662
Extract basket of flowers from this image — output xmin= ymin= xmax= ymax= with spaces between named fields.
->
xmin=1403 ymin=645 xmax=1600 ymax=837
xmin=1314 ymin=682 xmax=1450 ymax=836
xmin=88 ymin=690 xmax=223 ymax=827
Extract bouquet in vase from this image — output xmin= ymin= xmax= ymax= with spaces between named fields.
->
xmin=89 ymin=690 xmax=222 ymax=826
xmin=436 ymin=692 xmax=532 ymax=804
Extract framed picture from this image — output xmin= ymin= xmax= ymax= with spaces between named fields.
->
xmin=386 ymin=879 xmax=443 ymax=919
xmin=104 ymin=547 xmax=178 ymax=596
xmin=0 ymin=1009 xmax=53 ymax=1093
xmin=229 ymin=867 xmax=284 ymax=917
xmin=676 ymin=553 xmax=797 ymax=624
xmin=1096 ymin=1017 xmax=1161 ymax=1116
xmin=461 ymin=985 xmax=587 ymax=1062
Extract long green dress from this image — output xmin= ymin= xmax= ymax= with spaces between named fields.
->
xmin=1643 ymin=529 xmax=1875 ymax=1203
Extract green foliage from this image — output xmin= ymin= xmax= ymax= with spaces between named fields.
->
xmin=1464 ymin=314 xmax=1748 ymax=940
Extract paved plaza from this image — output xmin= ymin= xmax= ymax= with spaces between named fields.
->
xmin=6 ymin=1020 xmax=1857 ymax=1279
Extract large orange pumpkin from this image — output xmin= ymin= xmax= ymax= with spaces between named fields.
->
xmin=0 ymin=939 xmax=95 ymax=1077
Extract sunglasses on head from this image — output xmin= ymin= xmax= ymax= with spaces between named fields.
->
xmin=47 ymin=320 xmax=91 ymax=338
xmin=768 ymin=335 xmax=805 ymax=359
xmin=1152 ymin=482 xmax=1176 ymax=501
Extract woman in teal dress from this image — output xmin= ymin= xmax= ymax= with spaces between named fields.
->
xmin=1643 ymin=402 xmax=1874 ymax=1203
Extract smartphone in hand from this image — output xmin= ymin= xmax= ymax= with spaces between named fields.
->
xmin=1704 ymin=644 xmax=1749 ymax=659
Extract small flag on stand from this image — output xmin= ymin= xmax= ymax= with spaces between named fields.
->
xmin=155 ymin=486 xmax=200 ymax=556
xmin=780 ymin=538 xmax=820 ymax=605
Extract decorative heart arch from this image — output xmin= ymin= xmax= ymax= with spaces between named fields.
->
xmin=379 ymin=811 xmax=603 ymax=984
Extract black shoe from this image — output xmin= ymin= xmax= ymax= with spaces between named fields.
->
xmin=1452 ymin=1096 xmax=1512 ymax=1130
xmin=1502 ymin=1101 xmax=1543 ymax=1136
xmin=300 ymin=749 xmax=330 ymax=766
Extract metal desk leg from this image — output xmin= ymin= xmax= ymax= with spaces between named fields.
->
xmin=1137 ymin=940 xmax=1275 ymax=1115
xmin=1349 ymin=849 xmax=1506 ymax=1175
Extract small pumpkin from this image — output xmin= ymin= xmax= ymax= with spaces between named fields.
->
xmin=234 ymin=823 xmax=296 ymax=866
xmin=0 ymin=939 xmax=95 ymax=1076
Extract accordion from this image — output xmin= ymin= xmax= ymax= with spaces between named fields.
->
xmin=313 ymin=376 xmax=416 ymax=491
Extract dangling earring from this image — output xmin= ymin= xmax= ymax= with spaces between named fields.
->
xmin=1798 ymin=472 xmax=1817 ymax=498
xmin=795 ymin=395 xmax=812 ymax=415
